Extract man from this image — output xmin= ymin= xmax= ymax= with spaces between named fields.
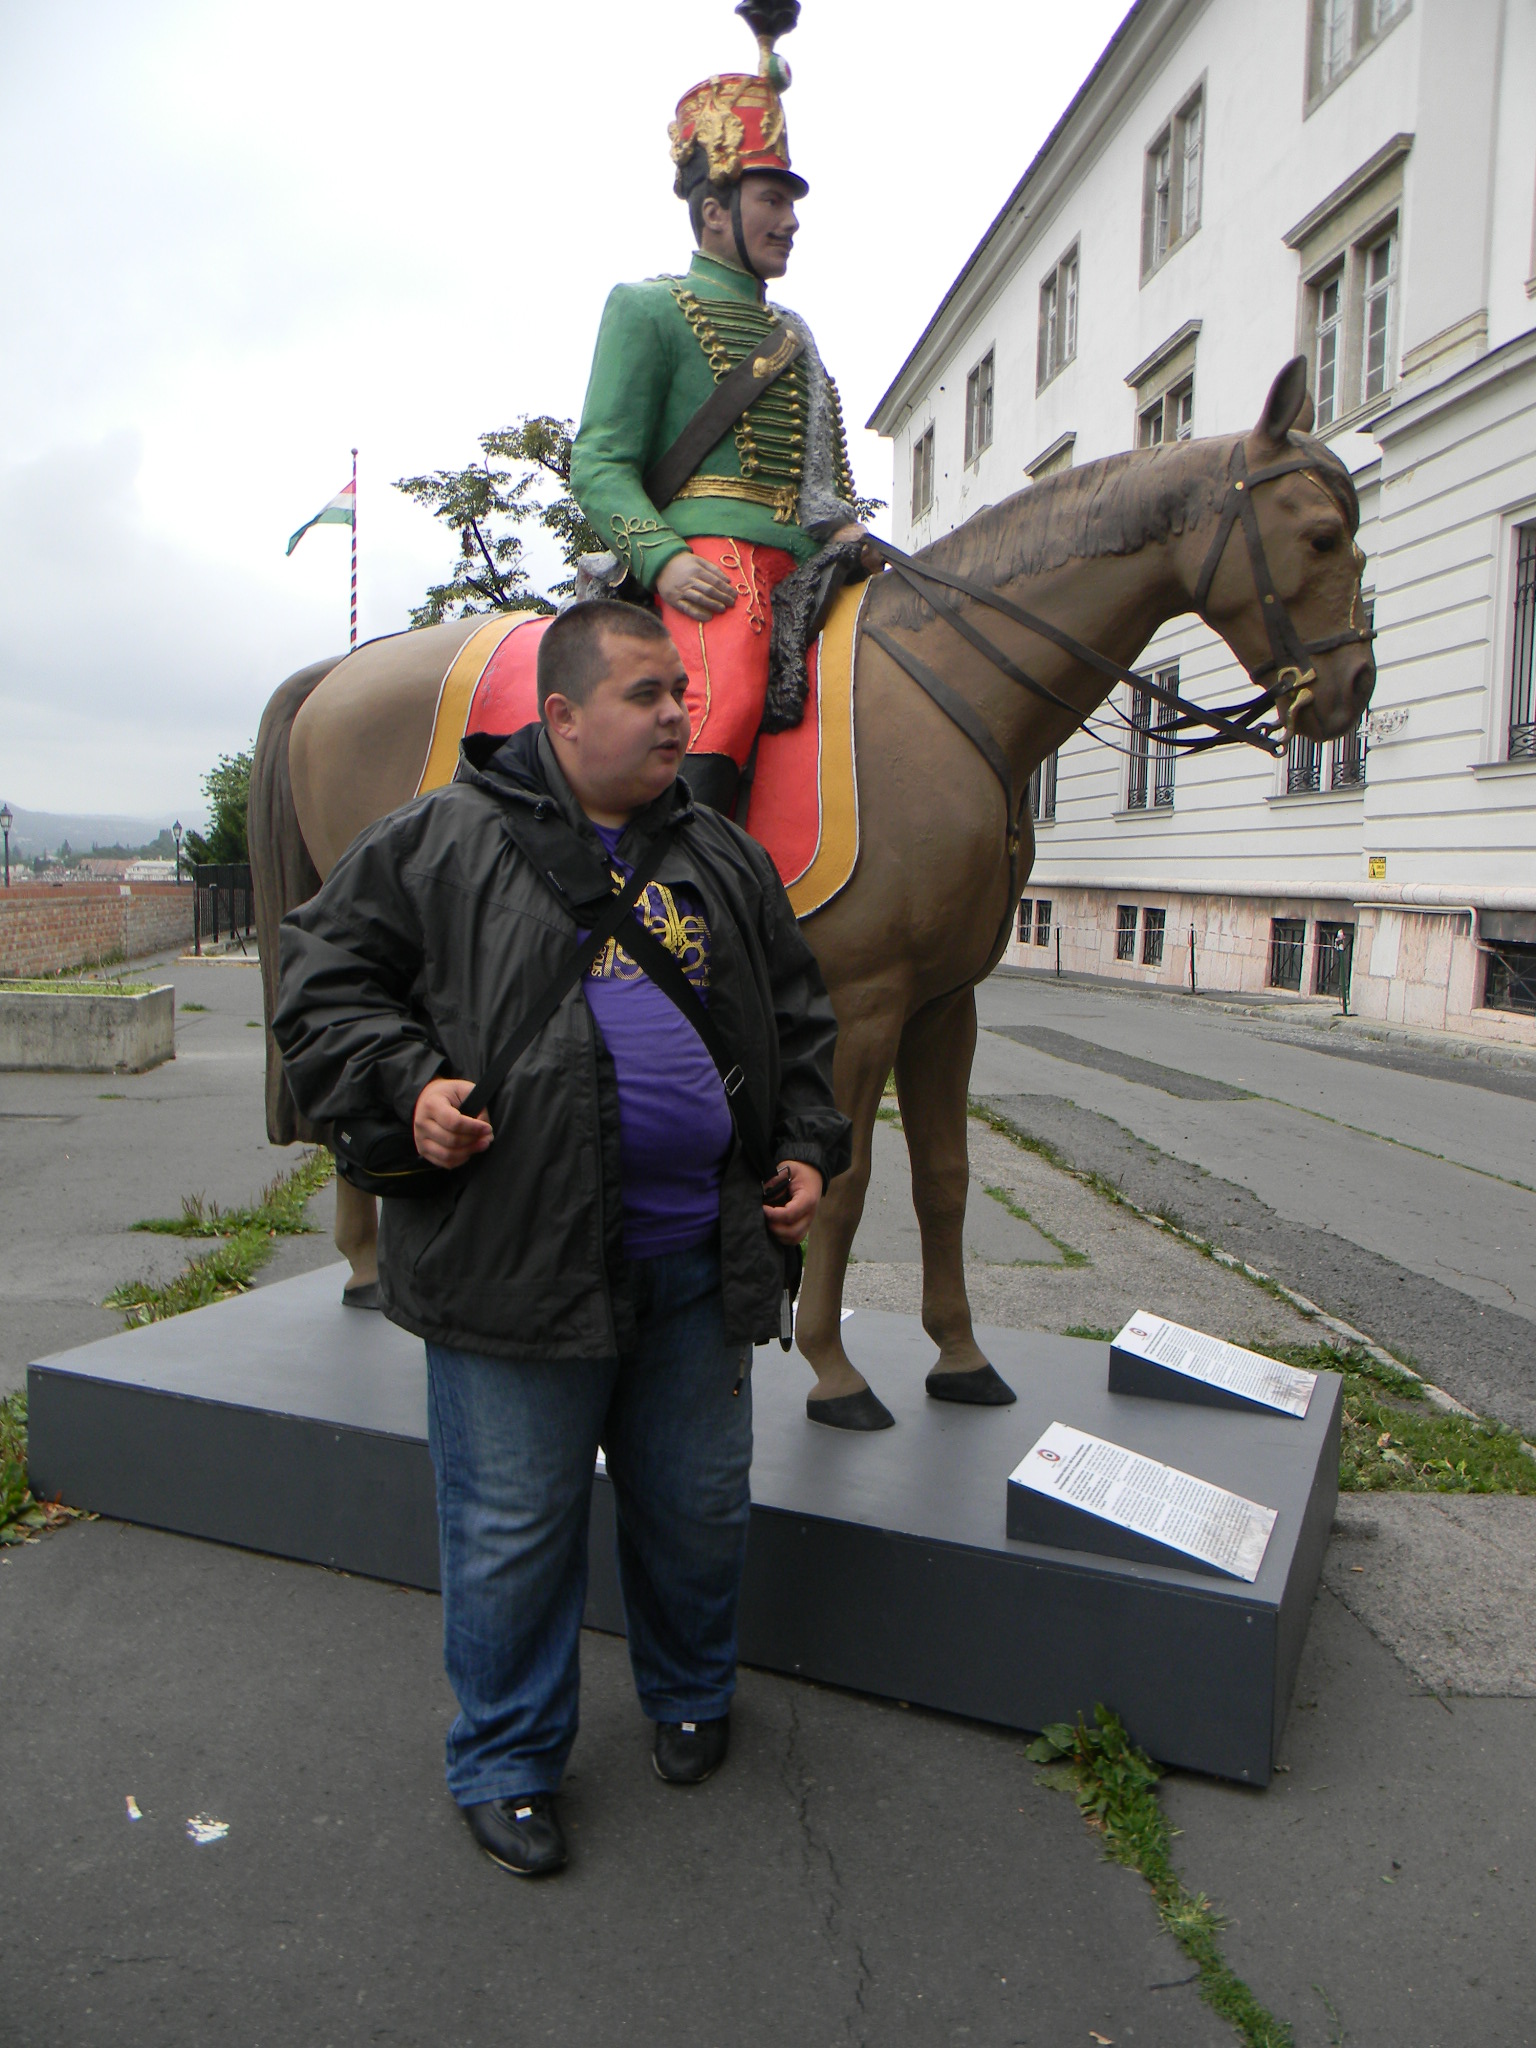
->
xmin=570 ymin=1 xmax=877 ymax=816
xmin=273 ymin=601 xmax=851 ymax=1878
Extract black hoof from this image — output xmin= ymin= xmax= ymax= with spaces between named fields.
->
xmin=925 ymin=1362 xmax=1017 ymax=1406
xmin=342 ymin=1280 xmax=382 ymax=1311
xmin=806 ymin=1388 xmax=896 ymax=1431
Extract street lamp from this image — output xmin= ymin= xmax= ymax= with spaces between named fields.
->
xmin=0 ymin=803 xmax=11 ymax=888
xmin=173 ymin=819 xmax=183 ymax=885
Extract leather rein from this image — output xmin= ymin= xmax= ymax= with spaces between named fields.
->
xmin=857 ymin=437 xmax=1374 ymax=965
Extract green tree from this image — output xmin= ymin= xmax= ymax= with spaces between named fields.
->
xmin=394 ymin=416 xmax=603 ymax=630
xmin=184 ymin=748 xmax=253 ymax=865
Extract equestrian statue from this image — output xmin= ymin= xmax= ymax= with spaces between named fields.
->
xmin=250 ymin=0 xmax=1376 ymax=1429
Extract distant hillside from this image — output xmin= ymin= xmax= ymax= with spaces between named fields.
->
xmin=1 ymin=806 xmax=203 ymax=860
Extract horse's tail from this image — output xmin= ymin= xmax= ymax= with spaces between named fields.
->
xmin=250 ymin=657 xmax=342 ymax=1146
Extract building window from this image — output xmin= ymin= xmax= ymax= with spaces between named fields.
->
xmin=1288 ymin=718 xmax=1367 ymax=793
xmin=1037 ymin=244 xmax=1080 ymax=389
xmin=1138 ymin=377 xmax=1194 ymax=446
xmin=1308 ymin=0 xmax=1411 ymax=106
xmin=911 ymin=427 xmax=934 ymax=521
xmin=1142 ymin=907 xmax=1167 ymax=967
xmin=1028 ymin=750 xmax=1058 ymax=822
xmin=1485 ymin=942 xmax=1536 ymax=1015
xmin=1268 ymin=918 xmax=1307 ymax=991
xmin=1017 ymin=898 xmax=1033 ymax=943
xmin=1314 ymin=921 xmax=1355 ymax=997
xmin=1116 ymin=906 xmax=1139 ymax=962
xmin=1035 ymin=899 xmax=1051 ymax=946
xmin=1313 ymin=270 xmax=1344 ymax=426
xmin=1331 ymin=719 xmax=1369 ymax=788
xmin=1128 ymin=668 xmax=1178 ymax=807
xmin=1287 ymin=732 xmax=1322 ymax=794
xmin=1142 ymin=87 xmax=1205 ymax=278
xmin=964 ymin=351 xmax=994 ymax=465
xmin=1361 ymin=229 xmax=1396 ymax=404
xmin=1507 ymin=524 xmax=1536 ymax=760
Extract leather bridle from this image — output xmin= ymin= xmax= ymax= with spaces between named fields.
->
xmin=857 ymin=434 xmax=1374 ymax=963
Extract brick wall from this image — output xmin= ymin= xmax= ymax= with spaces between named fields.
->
xmin=0 ymin=884 xmax=195 ymax=977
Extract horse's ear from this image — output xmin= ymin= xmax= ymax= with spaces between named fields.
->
xmin=1255 ymin=358 xmax=1312 ymax=448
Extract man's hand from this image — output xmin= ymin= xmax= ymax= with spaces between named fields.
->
xmin=828 ymin=523 xmax=886 ymax=576
xmin=656 ymin=550 xmax=738 ymax=622
xmin=413 ymin=1077 xmax=493 ymax=1169
xmin=764 ymin=1159 xmax=822 ymax=1245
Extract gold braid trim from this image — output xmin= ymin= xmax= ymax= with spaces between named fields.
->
xmin=670 ymin=284 xmax=805 ymax=492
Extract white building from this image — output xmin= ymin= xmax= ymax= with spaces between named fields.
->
xmin=869 ymin=0 xmax=1536 ymax=1043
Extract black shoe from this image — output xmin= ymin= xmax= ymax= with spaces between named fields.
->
xmin=462 ymin=1793 xmax=567 ymax=1876
xmin=653 ymin=1715 xmax=731 ymax=1786
xmin=925 ymin=1362 xmax=1017 ymax=1406
xmin=342 ymin=1280 xmax=382 ymax=1310
xmin=806 ymin=1387 xmax=896 ymax=1431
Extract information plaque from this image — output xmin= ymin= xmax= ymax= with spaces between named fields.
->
xmin=1108 ymin=1312 xmax=1317 ymax=1418
xmin=1007 ymin=1421 xmax=1278 ymax=1581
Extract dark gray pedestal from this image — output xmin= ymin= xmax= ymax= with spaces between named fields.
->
xmin=28 ymin=1266 xmax=1340 ymax=1784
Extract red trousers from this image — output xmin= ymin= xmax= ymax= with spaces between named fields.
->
xmin=656 ymin=536 xmax=799 ymax=767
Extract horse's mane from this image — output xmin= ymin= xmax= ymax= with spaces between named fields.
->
xmin=881 ymin=431 xmax=1358 ymax=628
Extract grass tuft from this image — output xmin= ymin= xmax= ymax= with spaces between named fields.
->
xmin=1028 ymin=1708 xmax=1293 ymax=2048
xmin=981 ymin=1183 xmax=1090 ymax=1267
xmin=107 ymin=1150 xmax=334 ymax=1327
xmin=1 ymin=1392 xmax=91 ymax=1546
xmin=1064 ymin=1324 xmax=1116 ymax=1342
xmin=1268 ymin=1342 xmax=1536 ymax=1495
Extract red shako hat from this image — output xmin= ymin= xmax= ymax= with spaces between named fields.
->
xmin=670 ymin=2 xmax=808 ymax=200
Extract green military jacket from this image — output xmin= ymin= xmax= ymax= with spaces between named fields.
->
xmin=571 ymin=252 xmax=857 ymax=591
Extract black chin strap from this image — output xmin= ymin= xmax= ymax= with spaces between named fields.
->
xmin=729 ymin=182 xmax=762 ymax=281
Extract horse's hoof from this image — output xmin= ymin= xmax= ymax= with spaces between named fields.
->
xmin=806 ymin=1388 xmax=895 ymax=1431
xmin=342 ymin=1280 xmax=383 ymax=1311
xmin=925 ymin=1362 xmax=1017 ymax=1406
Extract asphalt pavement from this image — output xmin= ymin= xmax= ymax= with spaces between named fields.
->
xmin=973 ymin=972 xmax=1536 ymax=1434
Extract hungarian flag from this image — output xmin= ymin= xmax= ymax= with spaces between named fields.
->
xmin=286 ymin=479 xmax=355 ymax=556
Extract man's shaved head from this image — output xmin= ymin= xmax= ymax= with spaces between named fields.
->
xmin=536 ymin=600 xmax=676 ymax=717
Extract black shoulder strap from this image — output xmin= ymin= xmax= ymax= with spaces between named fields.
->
xmin=459 ymin=829 xmax=672 ymax=1119
xmin=644 ymin=321 xmax=804 ymax=511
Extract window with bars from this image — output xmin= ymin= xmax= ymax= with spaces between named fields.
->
xmin=1116 ymin=906 xmax=1139 ymax=962
xmin=1331 ymin=720 xmax=1368 ymax=788
xmin=1017 ymin=898 xmax=1033 ymax=943
xmin=964 ymin=351 xmax=994 ymax=465
xmin=1142 ymin=907 xmax=1167 ymax=967
xmin=911 ymin=426 xmax=934 ymax=522
xmin=1127 ymin=668 xmax=1178 ymax=808
xmin=1485 ymin=942 xmax=1536 ymax=1014
xmin=1142 ymin=88 xmax=1204 ymax=278
xmin=1268 ymin=918 xmax=1307 ymax=991
xmin=1288 ymin=719 xmax=1368 ymax=794
xmin=1037 ymin=245 xmax=1080 ymax=389
xmin=1287 ymin=732 xmax=1322 ymax=793
xmin=1028 ymin=750 xmax=1058 ymax=822
xmin=1035 ymin=899 xmax=1052 ymax=947
xmin=1509 ymin=523 xmax=1536 ymax=760
xmin=1314 ymin=921 xmax=1355 ymax=997
xmin=1309 ymin=0 xmax=1410 ymax=104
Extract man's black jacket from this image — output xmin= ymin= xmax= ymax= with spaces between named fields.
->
xmin=273 ymin=724 xmax=852 ymax=1358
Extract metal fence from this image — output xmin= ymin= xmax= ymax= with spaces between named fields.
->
xmin=193 ymin=864 xmax=254 ymax=955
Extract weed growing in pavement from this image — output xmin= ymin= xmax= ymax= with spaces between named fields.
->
xmin=1270 ymin=1342 xmax=1536 ymax=1495
xmin=106 ymin=1150 xmax=334 ymax=1327
xmin=981 ymin=1184 xmax=1090 ymax=1267
xmin=180 ymin=1002 xmax=210 ymax=1012
xmin=1028 ymin=1708 xmax=1292 ymax=2048
xmin=1063 ymin=1325 xmax=1116 ymax=1342
xmin=0 ymin=1392 xmax=91 ymax=1546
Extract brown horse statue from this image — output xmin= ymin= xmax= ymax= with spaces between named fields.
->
xmin=251 ymin=359 xmax=1373 ymax=1411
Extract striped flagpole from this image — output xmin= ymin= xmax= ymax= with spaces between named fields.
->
xmin=349 ymin=447 xmax=358 ymax=650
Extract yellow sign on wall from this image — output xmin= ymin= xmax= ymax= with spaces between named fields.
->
xmin=1367 ymin=855 xmax=1387 ymax=880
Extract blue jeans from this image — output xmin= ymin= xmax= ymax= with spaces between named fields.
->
xmin=425 ymin=1242 xmax=752 ymax=1804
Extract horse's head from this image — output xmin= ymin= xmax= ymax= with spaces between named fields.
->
xmin=1195 ymin=359 xmax=1375 ymax=743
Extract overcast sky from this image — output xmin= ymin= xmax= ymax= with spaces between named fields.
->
xmin=0 ymin=0 xmax=1128 ymax=822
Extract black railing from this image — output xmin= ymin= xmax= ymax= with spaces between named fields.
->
xmin=1314 ymin=920 xmax=1355 ymax=1004
xmin=1510 ymin=526 xmax=1536 ymax=760
xmin=193 ymin=863 xmax=254 ymax=955
xmin=1268 ymin=917 xmax=1306 ymax=991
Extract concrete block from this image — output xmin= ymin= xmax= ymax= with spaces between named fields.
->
xmin=0 ymin=985 xmax=174 ymax=1072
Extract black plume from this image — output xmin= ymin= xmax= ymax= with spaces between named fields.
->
xmin=735 ymin=1 xmax=801 ymax=41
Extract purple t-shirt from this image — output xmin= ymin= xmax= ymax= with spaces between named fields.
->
xmin=581 ymin=824 xmax=733 ymax=1259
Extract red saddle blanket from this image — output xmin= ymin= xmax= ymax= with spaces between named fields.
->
xmin=417 ymin=584 xmax=866 ymax=919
